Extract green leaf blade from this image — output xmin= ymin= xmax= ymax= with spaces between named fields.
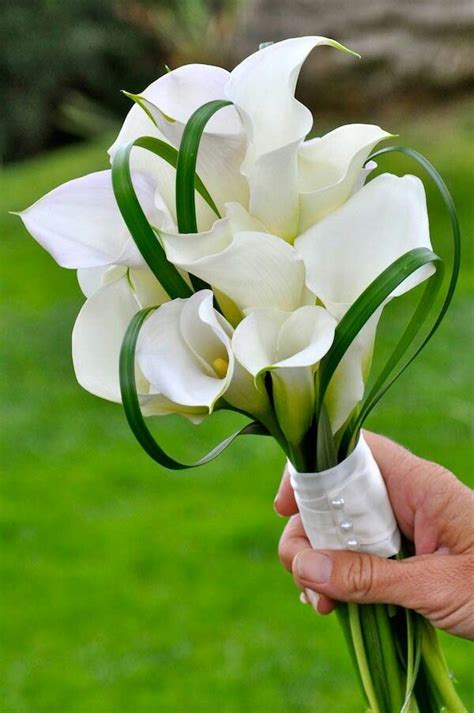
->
xmin=175 ymin=99 xmax=231 ymax=235
xmin=318 ymin=247 xmax=441 ymax=409
xmin=111 ymin=139 xmax=192 ymax=299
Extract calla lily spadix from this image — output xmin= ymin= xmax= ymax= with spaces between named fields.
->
xmin=16 ymin=33 xmax=463 ymax=713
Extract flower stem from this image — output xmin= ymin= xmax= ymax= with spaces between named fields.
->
xmin=415 ymin=617 xmax=466 ymax=712
xmin=347 ymin=603 xmax=382 ymax=712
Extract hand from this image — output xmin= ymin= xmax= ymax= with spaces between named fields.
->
xmin=275 ymin=431 xmax=474 ymax=639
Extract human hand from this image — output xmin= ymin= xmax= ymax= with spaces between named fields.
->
xmin=275 ymin=431 xmax=474 ymax=639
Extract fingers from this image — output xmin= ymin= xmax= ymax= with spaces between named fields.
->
xmin=274 ymin=465 xmax=298 ymax=516
xmin=278 ymin=515 xmax=336 ymax=616
xmin=364 ymin=430 xmax=470 ymax=551
xmin=278 ymin=515 xmax=310 ymax=572
xmin=292 ymin=547 xmax=474 ymax=637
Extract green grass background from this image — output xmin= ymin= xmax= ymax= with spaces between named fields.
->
xmin=1 ymin=105 xmax=473 ymax=712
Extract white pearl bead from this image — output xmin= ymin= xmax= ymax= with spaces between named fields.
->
xmin=340 ymin=520 xmax=353 ymax=532
xmin=330 ymin=497 xmax=345 ymax=509
xmin=346 ymin=538 xmax=359 ymax=550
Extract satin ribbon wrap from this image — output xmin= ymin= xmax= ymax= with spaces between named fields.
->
xmin=288 ymin=435 xmax=401 ymax=557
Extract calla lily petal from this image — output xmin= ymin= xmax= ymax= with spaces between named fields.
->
xmin=77 ymin=265 xmax=126 ymax=298
xmin=233 ymin=306 xmax=336 ymax=375
xmin=295 ymin=173 xmax=433 ymax=307
xmin=226 ymin=36 xmax=358 ymax=239
xmin=127 ymin=65 xmax=241 ymax=135
xmin=161 ymin=221 xmax=309 ymax=314
xmin=19 ymin=170 xmax=161 ymax=269
xmin=275 ymin=306 xmax=338 ymax=368
xmin=72 ymin=275 xmax=144 ymax=402
xmin=226 ymin=36 xmax=357 ymax=170
xmin=323 ymin=310 xmax=381 ymax=433
xmin=140 ymin=392 xmax=208 ymax=423
xmin=129 ymin=265 xmax=169 ymax=308
xmin=136 ymin=290 xmax=233 ymax=410
xmin=298 ymin=124 xmax=392 ymax=232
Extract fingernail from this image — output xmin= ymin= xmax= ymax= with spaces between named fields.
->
xmin=295 ymin=552 xmax=332 ymax=584
xmin=299 ymin=591 xmax=308 ymax=605
xmin=304 ymin=588 xmax=320 ymax=612
xmin=273 ymin=496 xmax=284 ymax=517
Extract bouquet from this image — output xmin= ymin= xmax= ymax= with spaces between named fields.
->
xmin=18 ymin=36 xmax=464 ymax=712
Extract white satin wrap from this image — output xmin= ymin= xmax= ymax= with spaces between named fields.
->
xmin=288 ymin=435 xmax=401 ymax=557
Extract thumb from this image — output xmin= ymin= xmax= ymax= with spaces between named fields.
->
xmin=293 ymin=548 xmax=467 ymax=616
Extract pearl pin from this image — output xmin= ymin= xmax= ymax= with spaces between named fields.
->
xmin=330 ymin=497 xmax=345 ymax=509
xmin=346 ymin=538 xmax=360 ymax=550
xmin=340 ymin=520 xmax=353 ymax=532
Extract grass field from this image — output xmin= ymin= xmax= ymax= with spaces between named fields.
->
xmin=1 ymin=105 xmax=473 ymax=712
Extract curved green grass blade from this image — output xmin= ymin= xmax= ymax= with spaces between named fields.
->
xmin=175 ymin=99 xmax=232 ymax=293
xmin=175 ymin=99 xmax=231 ymax=234
xmin=112 ymin=136 xmax=220 ymax=299
xmin=119 ymin=307 xmax=267 ymax=469
xmin=339 ymin=146 xmax=461 ymax=453
xmin=317 ymin=247 xmax=441 ymax=411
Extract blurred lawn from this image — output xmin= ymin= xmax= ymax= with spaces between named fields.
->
xmin=1 ymin=104 xmax=473 ymax=712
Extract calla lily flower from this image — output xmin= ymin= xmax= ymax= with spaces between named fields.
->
xmin=226 ymin=36 xmax=360 ymax=240
xmin=232 ymin=306 xmax=337 ymax=447
xmin=136 ymin=290 xmax=274 ymax=426
xmin=295 ymin=172 xmax=433 ymax=431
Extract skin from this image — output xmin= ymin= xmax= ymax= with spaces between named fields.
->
xmin=275 ymin=431 xmax=474 ymax=639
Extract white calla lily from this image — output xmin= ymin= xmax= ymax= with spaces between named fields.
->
xmin=18 ymin=169 xmax=162 ymax=269
xmin=295 ymin=172 xmax=433 ymax=431
xmin=136 ymin=290 xmax=273 ymax=425
xmin=297 ymin=124 xmax=392 ymax=232
xmin=226 ymin=36 xmax=360 ymax=240
xmin=233 ymin=306 xmax=337 ymax=447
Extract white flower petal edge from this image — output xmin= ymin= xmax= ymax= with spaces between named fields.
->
xmin=297 ymin=124 xmax=392 ymax=232
xmin=324 ymin=311 xmax=381 ymax=434
xmin=18 ymin=170 xmax=161 ymax=269
xmin=72 ymin=275 xmax=144 ymax=402
xmin=226 ymin=36 xmax=358 ymax=240
xmin=77 ymin=265 xmax=126 ymax=298
xmin=161 ymin=214 xmax=310 ymax=314
xmin=295 ymin=173 xmax=434 ymax=431
xmin=233 ymin=306 xmax=337 ymax=445
xmin=136 ymin=290 xmax=233 ymax=411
